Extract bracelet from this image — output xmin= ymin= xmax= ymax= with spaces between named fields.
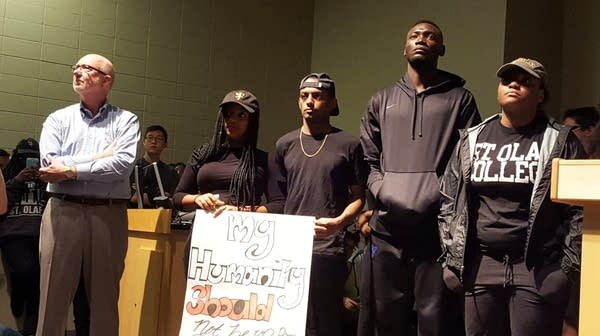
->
xmin=193 ymin=194 xmax=201 ymax=206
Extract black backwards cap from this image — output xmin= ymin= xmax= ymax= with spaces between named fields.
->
xmin=299 ymin=72 xmax=340 ymax=116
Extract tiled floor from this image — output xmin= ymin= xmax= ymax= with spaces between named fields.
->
xmin=0 ymin=260 xmax=76 ymax=334
xmin=0 ymin=261 xmax=17 ymax=330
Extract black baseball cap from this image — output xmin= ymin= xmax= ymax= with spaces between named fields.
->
xmin=219 ymin=89 xmax=260 ymax=113
xmin=299 ymin=72 xmax=340 ymax=116
xmin=15 ymin=138 xmax=39 ymax=156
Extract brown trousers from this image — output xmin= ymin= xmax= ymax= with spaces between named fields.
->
xmin=36 ymin=197 xmax=128 ymax=336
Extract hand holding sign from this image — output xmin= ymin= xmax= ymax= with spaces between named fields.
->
xmin=194 ymin=193 xmax=224 ymax=212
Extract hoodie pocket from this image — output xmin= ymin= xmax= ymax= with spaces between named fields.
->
xmin=376 ymin=171 xmax=441 ymax=228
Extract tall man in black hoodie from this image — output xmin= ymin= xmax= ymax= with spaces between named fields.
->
xmin=358 ymin=20 xmax=481 ymax=336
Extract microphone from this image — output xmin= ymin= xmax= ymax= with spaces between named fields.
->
xmin=134 ymin=165 xmax=143 ymax=209
xmin=150 ymin=162 xmax=172 ymax=209
xmin=152 ymin=162 xmax=166 ymax=198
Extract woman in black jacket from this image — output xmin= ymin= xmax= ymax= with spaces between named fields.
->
xmin=438 ymin=58 xmax=586 ymax=336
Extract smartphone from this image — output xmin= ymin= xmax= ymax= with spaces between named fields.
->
xmin=26 ymin=157 xmax=40 ymax=168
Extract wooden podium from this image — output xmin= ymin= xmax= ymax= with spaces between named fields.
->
xmin=551 ymin=159 xmax=600 ymax=335
xmin=118 ymin=209 xmax=189 ymax=336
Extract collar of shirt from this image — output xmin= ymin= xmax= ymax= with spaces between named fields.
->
xmin=79 ymin=102 xmax=110 ymax=121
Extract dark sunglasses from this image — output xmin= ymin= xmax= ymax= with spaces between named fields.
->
xmin=500 ymin=72 xmax=538 ymax=87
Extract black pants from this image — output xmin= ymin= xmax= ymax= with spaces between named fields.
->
xmin=464 ymin=254 xmax=570 ymax=336
xmin=306 ymin=254 xmax=346 ymax=336
xmin=564 ymin=276 xmax=579 ymax=329
xmin=0 ymin=236 xmax=40 ymax=335
xmin=357 ymin=234 xmax=464 ymax=336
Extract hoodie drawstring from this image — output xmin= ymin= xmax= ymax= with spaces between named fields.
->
xmin=418 ymin=95 xmax=424 ymax=138
xmin=411 ymin=95 xmax=418 ymax=140
xmin=502 ymin=254 xmax=514 ymax=288
xmin=410 ymin=95 xmax=425 ymax=140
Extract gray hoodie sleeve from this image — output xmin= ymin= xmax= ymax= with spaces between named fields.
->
xmin=360 ymin=95 xmax=384 ymax=199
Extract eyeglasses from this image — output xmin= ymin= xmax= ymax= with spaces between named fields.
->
xmin=71 ymin=64 xmax=108 ymax=76
xmin=570 ymin=125 xmax=582 ymax=132
xmin=145 ymin=136 xmax=166 ymax=143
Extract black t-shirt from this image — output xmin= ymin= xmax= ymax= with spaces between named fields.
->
xmin=130 ymin=158 xmax=179 ymax=208
xmin=271 ymin=127 xmax=367 ymax=256
xmin=173 ymin=148 xmax=268 ymax=207
xmin=470 ymin=117 xmax=545 ymax=251
xmin=0 ymin=178 xmax=48 ymax=240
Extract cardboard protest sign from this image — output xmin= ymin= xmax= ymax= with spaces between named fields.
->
xmin=179 ymin=210 xmax=314 ymax=336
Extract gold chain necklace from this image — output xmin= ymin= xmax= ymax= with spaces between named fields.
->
xmin=299 ymin=128 xmax=329 ymax=158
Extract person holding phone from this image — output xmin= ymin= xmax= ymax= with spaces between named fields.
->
xmin=0 ymin=138 xmax=48 ymax=335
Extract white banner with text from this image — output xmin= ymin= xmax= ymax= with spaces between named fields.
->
xmin=179 ymin=210 xmax=314 ymax=336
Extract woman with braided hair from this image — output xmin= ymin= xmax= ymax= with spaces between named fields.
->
xmin=174 ymin=90 xmax=271 ymax=275
xmin=173 ymin=89 xmax=270 ymax=238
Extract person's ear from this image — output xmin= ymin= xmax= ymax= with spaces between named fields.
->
xmin=581 ymin=127 xmax=594 ymax=136
xmin=439 ymin=44 xmax=446 ymax=57
xmin=538 ymin=89 xmax=545 ymax=103
xmin=103 ymin=75 xmax=113 ymax=88
xmin=330 ymin=98 xmax=339 ymax=115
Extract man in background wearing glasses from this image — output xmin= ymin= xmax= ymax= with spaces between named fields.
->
xmin=560 ymin=105 xmax=600 ymax=336
xmin=37 ymin=54 xmax=140 ymax=336
xmin=563 ymin=106 xmax=600 ymax=159
xmin=129 ymin=125 xmax=179 ymax=208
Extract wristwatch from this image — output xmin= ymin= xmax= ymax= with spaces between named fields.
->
xmin=64 ymin=166 xmax=76 ymax=180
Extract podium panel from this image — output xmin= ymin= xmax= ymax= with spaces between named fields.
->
xmin=119 ymin=209 xmax=188 ymax=336
xmin=551 ymin=159 xmax=600 ymax=335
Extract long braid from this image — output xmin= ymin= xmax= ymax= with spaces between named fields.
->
xmin=229 ymin=145 xmax=256 ymax=209
xmin=228 ymin=102 xmax=259 ymax=209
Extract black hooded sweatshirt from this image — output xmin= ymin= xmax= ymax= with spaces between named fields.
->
xmin=360 ymin=70 xmax=481 ymax=249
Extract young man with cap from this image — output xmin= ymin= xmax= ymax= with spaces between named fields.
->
xmin=268 ymin=73 xmax=367 ymax=336
xmin=130 ymin=125 xmax=179 ymax=208
xmin=359 ymin=19 xmax=481 ymax=335
xmin=439 ymin=57 xmax=585 ymax=336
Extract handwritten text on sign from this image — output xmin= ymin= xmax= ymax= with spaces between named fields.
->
xmin=179 ymin=211 xmax=314 ymax=336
